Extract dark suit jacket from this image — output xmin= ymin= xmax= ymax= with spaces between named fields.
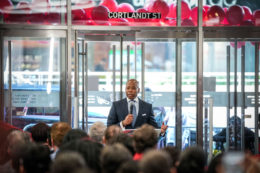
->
xmin=107 ymin=98 xmax=158 ymax=129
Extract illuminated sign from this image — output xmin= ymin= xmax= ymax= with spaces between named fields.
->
xmin=108 ymin=12 xmax=161 ymax=19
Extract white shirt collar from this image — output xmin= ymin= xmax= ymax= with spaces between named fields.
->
xmin=127 ymin=97 xmax=139 ymax=103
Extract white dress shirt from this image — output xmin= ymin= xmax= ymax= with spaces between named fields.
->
xmin=120 ymin=97 xmax=139 ymax=130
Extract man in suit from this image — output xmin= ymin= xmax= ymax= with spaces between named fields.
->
xmin=107 ymin=79 xmax=167 ymax=134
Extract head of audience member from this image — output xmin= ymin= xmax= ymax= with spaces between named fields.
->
xmin=13 ymin=142 xmax=51 ymax=173
xmin=244 ymin=154 xmax=260 ymax=173
xmin=177 ymin=146 xmax=207 ymax=173
xmin=3 ymin=130 xmax=31 ymax=173
xmin=51 ymin=151 xmax=87 ymax=173
xmin=109 ymin=133 xmax=135 ymax=155
xmin=139 ymin=150 xmax=172 ymax=173
xmin=31 ymin=122 xmax=51 ymax=146
xmin=117 ymin=160 xmax=138 ymax=173
xmin=133 ymin=124 xmax=158 ymax=154
xmin=207 ymin=153 xmax=224 ymax=173
xmin=51 ymin=122 xmax=71 ymax=149
xmin=62 ymin=129 xmax=88 ymax=145
xmin=162 ymin=146 xmax=181 ymax=173
xmin=101 ymin=143 xmax=132 ymax=173
xmin=0 ymin=121 xmax=20 ymax=164
xmin=74 ymin=167 xmax=94 ymax=173
xmin=222 ymin=152 xmax=246 ymax=173
xmin=103 ymin=125 xmax=122 ymax=144
xmin=59 ymin=139 xmax=103 ymax=173
xmin=89 ymin=121 xmax=106 ymax=143
xmin=7 ymin=130 xmax=31 ymax=158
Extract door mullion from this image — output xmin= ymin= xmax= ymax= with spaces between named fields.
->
xmin=8 ymin=41 xmax=12 ymax=125
xmin=226 ymin=45 xmax=231 ymax=151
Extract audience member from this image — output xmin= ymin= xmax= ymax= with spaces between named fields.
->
xmin=62 ymin=129 xmax=88 ymax=145
xmin=59 ymin=139 xmax=103 ymax=173
xmin=0 ymin=130 xmax=31 ymax=173
xmin=0 ymin=121 xmax=19 ymax=165
xmin=103 ymin=125 xmax=122 ymax=144
xmin=244 ymin=154 xmax=260 ymax=173
xmin=31 ymin=122 xmax=51 ymax=147
xmin=222 ymin=152 xmax=245 ymax=173
xmin=89 ymin=121 xmax=106 ymax=143
xmin=74 ymin=167 xmax=94 ymax=173
xmin=139 ymin=150 xmax=172 ymax=173
xmin=213 ymin=116 xmax=255 ymax=153
xmin=177 ymin=146 xmax=207 ymax=173
xmin=162 ymin=146 xmax=181 ymax=173
xmin=207 ymin=153 xmax=224 ymax=173
xmin=101 ymin=143 xmax=132 ymax=173
xmin=13 ymin=142 xmax=51 ymax=173
xmin=50 ymin=122 xmax=71 ymax=159
xmin=133 ymin=124 xmax=158 ymax=160
xmin=117 ymin=160 xmax=138 ymax=173
xmin=51 ymin=151 xmax=86 ymax=173
xmin=109 ymin=133 xmax=135 ymax=155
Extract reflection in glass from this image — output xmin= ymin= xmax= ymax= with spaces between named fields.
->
xmin=204 ymin=41 xmax=257 ymax=154
xmin=142 ymin=40 xmax=176 ymax=146
xmin=182 ymin=41 xmax=196 ymax=149
xmin=1 ymin=0 xmax=65 ymax=25
xmin=3 ymin=38 xmax=62 ymax=129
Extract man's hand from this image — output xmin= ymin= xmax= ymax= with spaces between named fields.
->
xmin=160 ymin=122 xmax=168 ymax=134
xmin=122 ymin=114 xmax=134 ymax=127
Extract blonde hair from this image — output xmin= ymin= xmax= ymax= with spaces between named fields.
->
xmin=51 ymin=122 xmax=71 ymax=147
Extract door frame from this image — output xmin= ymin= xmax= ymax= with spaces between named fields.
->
xmin=0 ymin=29 xmax=68 ymax=124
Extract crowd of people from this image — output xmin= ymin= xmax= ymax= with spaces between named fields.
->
xmin=0 ymin=121 xmax=260 ymax=173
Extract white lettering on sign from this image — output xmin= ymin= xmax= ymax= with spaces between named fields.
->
xmin=108 ymin=12 xmax=161 ymax=19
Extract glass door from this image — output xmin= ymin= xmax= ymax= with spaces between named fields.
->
xmin=1 ymin=31 xmax=66 ymax=130
xmin=75 ymin=31 xmax=199 ymax=149
xmin=75 ymin=31 xmax=179 ymax=144
xmin=75 ymin=32 xmax=137 ymax=131
xmin=203 ymin=40 xmax=260 ymax=157
xmin=136 ymin=38 xmax=177 ymax=146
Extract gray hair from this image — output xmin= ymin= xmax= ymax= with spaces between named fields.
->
xmin=139 ymin=150 xmax=172 ymax=173
xmin=89 ymin=121 xmax=106 ymax=143
xmin=51 ymin=151 xmax=86 ymax=173
xmin=7 ymin=130 xmax=31 ymax=156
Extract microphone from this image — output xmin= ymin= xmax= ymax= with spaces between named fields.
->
xmin=130 ymin=103 xmax=134 ymax=114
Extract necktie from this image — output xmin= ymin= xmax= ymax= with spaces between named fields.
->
xmin=131 ymin=100 xmax=137 ymax=128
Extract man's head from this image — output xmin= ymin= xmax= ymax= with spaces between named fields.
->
xmin=62 ymin=129 xmax=88 ymax=145
xmin=51 ymin=122 xmax=71 ymax=147
xmin=139 ymin=150 xmax=172 ymax=173
xmin=59 ymin=139 xmax=103 ymax=173
xmin=103 ymin=125 xmax=122 ymax=145
xmin=31 ymin=122 xmax=51 ymax=145
xmin=7 ymin=130 xmax=31 ymax=157
xmin=101 ymin=143 xmax=132 ymax=173
xmin=16 ymin=143 xmax=51 ymax=173
xmin=51 ymin=151 xmax=86 ymax=173
xmin=177 ymin=146 xmax=206 ymax=173
xmin=89 ymin=121 xmax=106 ymax=143
xmin=108 ymin=133 xmax=135 ymax=155
xmin=133 ymin=124 xmax=158 ymax=153
xmin=125 ymin=79 xmax=140 ymax=100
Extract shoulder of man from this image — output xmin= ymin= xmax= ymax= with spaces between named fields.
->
xmin=138 ymin=98 xmax=152 ymax=106
xmin=113 ymin=98 xmax=127 ymax=104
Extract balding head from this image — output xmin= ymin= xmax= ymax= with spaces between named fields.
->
xmin=125 ymin=79 xmax=140 ymax=100
xmin=7 ymin=130 xmax=30 ymax=157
